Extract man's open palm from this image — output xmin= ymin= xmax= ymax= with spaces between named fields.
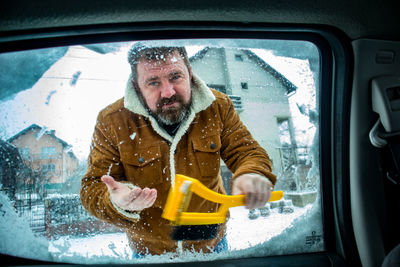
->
xmin=101 ymin=175 xmax=157 ymax=211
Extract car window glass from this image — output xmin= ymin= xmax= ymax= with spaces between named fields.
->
xmin=0 ymin=39 xmax=322 ymax=264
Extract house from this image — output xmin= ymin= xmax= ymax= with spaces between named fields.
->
xmin=190 ymin=47 xmax=298 ymax=174
xmin=7 ymin=124 xmax=79 ymax=192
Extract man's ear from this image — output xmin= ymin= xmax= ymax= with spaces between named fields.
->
xmin=131 ymin=78 xmax=140 ymax=92
xmin=188 ymin=66 xmax=193 ymax=81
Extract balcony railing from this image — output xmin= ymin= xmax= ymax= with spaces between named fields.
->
xmin=277 ymin=146 xmax=310 ymax=171
xmin=22 ymin=153 xmax=62 ymax=161
xmin=228 ymin=95 xmax=243 ymax=112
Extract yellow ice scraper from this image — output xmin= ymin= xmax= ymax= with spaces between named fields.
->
xmin=162 ymin=174 xmax=284 ymax=240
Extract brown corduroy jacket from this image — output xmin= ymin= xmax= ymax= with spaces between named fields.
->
xmin=80 ymin=74 xmax=276 ymax=255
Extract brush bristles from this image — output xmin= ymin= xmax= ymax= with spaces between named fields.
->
xmin=170 ymin=224 xmax=220 ymax=240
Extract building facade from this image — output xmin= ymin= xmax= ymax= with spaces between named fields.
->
xmin=190 ymin=47 xmax=298 ymax=173
xmin=7 ymin=124 xmax=79 ymax=192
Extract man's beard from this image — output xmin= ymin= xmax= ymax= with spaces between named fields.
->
xmin=137 ymin=90 xmax=192 ymax=126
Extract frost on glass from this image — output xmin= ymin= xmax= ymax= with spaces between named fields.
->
xmin=0 ymin=39 xmax=322 ymax=264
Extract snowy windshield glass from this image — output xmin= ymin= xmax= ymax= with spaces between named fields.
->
xmin=0 ymin=39 xmax=322 ymax=264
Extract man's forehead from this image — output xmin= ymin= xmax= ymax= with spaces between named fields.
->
xmin=139 ymin=59 xmax=180 ymax=68
xmin=137 ymin=52 xmax=186 ymax=74
xmin=139 ymin=51 xmax=182 ymax=65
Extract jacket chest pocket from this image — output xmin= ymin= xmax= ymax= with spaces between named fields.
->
xmin=120 ymin=145 xmax=163 ymax=187
xmin=192 ymin=134 xmax=221 ymax=178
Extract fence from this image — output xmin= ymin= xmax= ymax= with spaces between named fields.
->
xmin=15 ymin=197 xmax=46 ymax=233
xmin=14 ymin=193 xmax=122 ymax=239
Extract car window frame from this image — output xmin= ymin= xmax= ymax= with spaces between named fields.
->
xmin=0 ymin=22 xmax=355 ymax=266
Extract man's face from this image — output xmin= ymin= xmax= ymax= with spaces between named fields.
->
xmin=135 ymin=51 xmax=192 ymax=125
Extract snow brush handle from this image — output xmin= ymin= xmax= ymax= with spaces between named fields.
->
xmin=226 ymin=190 xmax=284 ymax=207
xmin=162 ymin=174 xmax=284 ymax=225
xmin=176 ymin=174 xmax=283 ymax=206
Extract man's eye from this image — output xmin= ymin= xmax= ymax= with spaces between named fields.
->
xmin=148 ymin=81 xmax=159 ymax=87
xmin=171 ymin=75 xmax=182 ymax=81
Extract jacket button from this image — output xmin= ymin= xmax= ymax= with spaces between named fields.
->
xmin=210 ymin=143 xmax=216 ymax=149
xmin=138 ymin=157 xmax=145 ymax=163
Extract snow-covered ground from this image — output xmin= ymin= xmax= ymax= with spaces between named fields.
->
xmin=1 ymin=188 xmax=322 ymax=264
xmin=47 ymin=205 xmax=311 ymax=259
xmin=49 ymin=232 xmax=133 ymax=259
xmin=226 ymin=205 xmax=311 ymax=250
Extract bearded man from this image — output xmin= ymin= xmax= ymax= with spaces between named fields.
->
xmin=80 ymin=43 xmax=276 ymax=255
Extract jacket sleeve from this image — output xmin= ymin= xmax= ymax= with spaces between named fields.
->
xmin=80 ymin=111 xmax=140 ymax=229
xmin=219 ymin=95 xmax=277 ymax=186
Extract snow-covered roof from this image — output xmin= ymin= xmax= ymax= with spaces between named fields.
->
xmin=190 ymin=47 xmax=297 ymax=95
xmin=7 ymin=124 xmax=78 ymax=160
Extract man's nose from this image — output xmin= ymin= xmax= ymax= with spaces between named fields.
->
xmin=160 ymin=81 xmax=176 ymax=98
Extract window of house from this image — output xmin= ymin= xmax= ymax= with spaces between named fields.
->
xmin=0 ymin=38 xmax=322 ymax=264
xmin=41 ymin=147 xmax=57 ymax=159
xmin=234 ymin=54 xmax=243 ymax=61
xmin=42 ymin=164 xmax=55 ymax=173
